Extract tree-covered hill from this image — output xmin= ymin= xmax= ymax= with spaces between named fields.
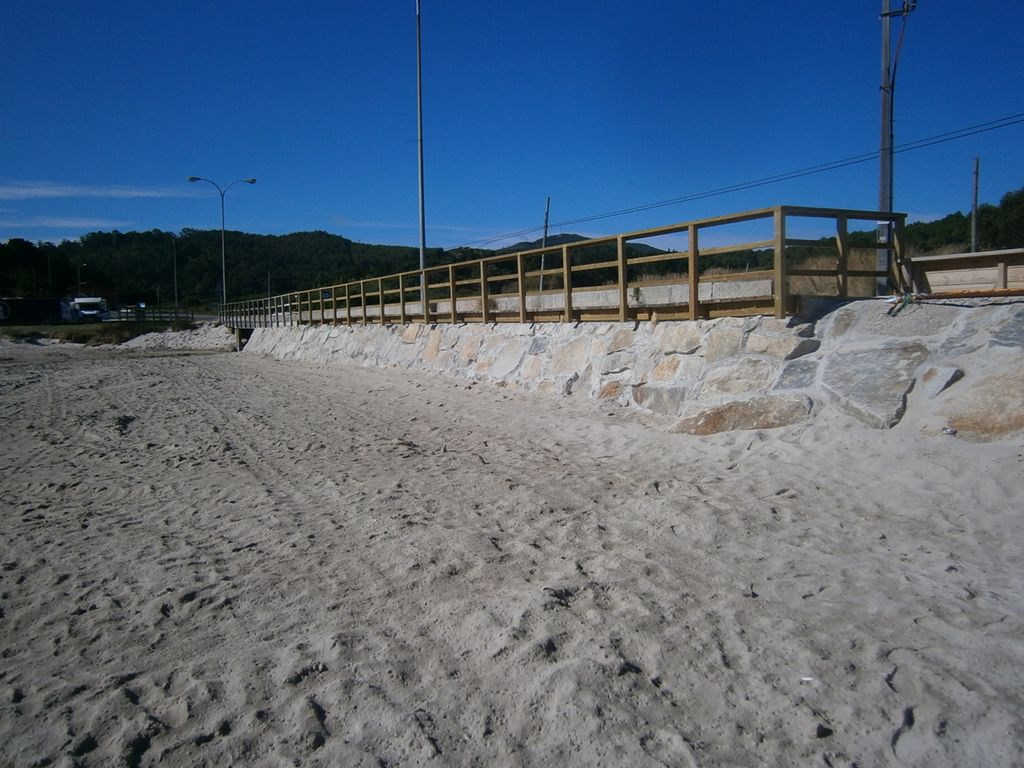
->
xmin=2 ymin=188 xmax=1021 ymax=307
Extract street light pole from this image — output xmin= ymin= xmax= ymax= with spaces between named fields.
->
xmin=171 ymin=235 xmax=179 ymax=310
xmin=187 ymin=176 xmax=257 ymax=306
xmin=77 ymin=262 xmax=86 ymax=296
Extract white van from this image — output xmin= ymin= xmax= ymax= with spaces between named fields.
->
xmin=62 ymin=297 xmax=108 ymax=322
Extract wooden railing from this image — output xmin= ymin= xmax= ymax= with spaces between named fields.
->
xmin=223 ymin=205 xmax=907 ymax=329
xmin=111 ymin=307 xmax=195 ymax=323
xmin=909 ymin=248 xmax=1024 ymax=296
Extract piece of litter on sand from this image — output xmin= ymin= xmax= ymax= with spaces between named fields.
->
xmin=942 ymin=426 xmax=958 ymax=436
xmin=800 ymin=676 xmax=815 ymax=683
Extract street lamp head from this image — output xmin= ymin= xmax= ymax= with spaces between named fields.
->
xmin=187 ymin=176 xmax=201 ymax=182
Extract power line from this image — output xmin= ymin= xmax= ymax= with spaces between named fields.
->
xmin=457 ymin=112 xmax=1024 ymax=250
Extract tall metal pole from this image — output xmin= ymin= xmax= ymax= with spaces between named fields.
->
xmin=416 ymin=0 xmax=427 ymax=299
xmin=879 ymin=0 xmax=892 ymax=218
xmin=877 ymin=0 xmax=916 ymax=292
xmin=188 ymin=176 xmax=256 ymax=308
xmin=219 ymin=192 xmax=227 ymax=307
xmin=971 ymin=157 xmax=980 ymax=252
xmin=877 ymin=0 xmax=893 ymax=294
xmin=172 ymin=235 xmax=179 ymax=309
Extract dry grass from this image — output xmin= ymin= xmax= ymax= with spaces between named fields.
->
xmin=787 ymin=248 xmax=879 ymax=297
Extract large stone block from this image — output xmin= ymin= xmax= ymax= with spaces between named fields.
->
xmin=549 ymin=336 xmax=592 ymax=375
xmin=703 ymin=327 xmax=746 ymax=362
xmin=827 ymin=306 xmax=859 ymax=338
xmin=830 ymin=299 xmax=965 ymax=339
xmin=651 ymin=355 xmax=681 ymax=382
xmin=457 ymin=334 xmax=484 ymax=364
xmin=857 ymin=301 xmax=966 ymax=338
xmin=489 ymin=338 xmax=529 ymax=379
xmin=821 ymin=342 xmax=930 ymax=428
xmin=600 ymin=350 xmax=635 ymax=375
xmin=938 ymin=367 xmax=1024 ymax=441
xmin=700 ymin=357 xmax=776 ymax=397
xmin=774 ymin=358 xmax=819 ymax=391
xmin=918 ymin=366 xmax=963 ymax=399
xmin=527 ymin=335 xmax=550 ymax=355
xmin=520 ymin=355 xmax=546 ymax=383
xmin=653 ymin=323 xmax=702 ymax=355
xmin=422 ymin=328 xmax=444 ymax=362
xmin=632 ymin=383 xmax=699 ymax=415
xmin=607 ymin=328 xmax=635 ymax=353
xmin=744 ymin=332 xmax=820 ymax=360
xmin=670 ymin=394 xmax=813 ymax=435
xmin=990 ymin=308 xmax=1024 ymax=349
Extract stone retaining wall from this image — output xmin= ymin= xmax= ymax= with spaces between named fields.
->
xmin=243 ymin=298 xmax=1024 ymax=440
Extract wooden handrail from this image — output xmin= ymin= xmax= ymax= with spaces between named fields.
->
xmin=225 ymin=204 xmax=909 ymax=328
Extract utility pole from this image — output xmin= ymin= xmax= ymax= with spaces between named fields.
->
xmin=879 ymin=0 xmax=892 ymax=220
xmin=971 ymin=157 xmax=980 ymax=252
xmin=878 ymin=0 xmax=916 ymax=292
xmin=539 ymin=196 xmax=551 ymax=292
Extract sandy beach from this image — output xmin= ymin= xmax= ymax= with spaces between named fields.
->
xmin=1 ymin=339 xmax=1022 ymax=767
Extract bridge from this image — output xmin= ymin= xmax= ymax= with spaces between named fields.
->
xmin=223 ymin=204 xmax=909 ymax=330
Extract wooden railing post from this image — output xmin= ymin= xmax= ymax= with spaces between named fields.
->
xmin=893 ymin=215 xmax=910 ymax=292
xmin=360 ymin=280 xmax=367 ymax=326
xmin=345 ymin=283 xmax=352 ymax=326
xmin=561 ymin=245 xmax=573 ymax=322
xmin=422 ymin=271 xmax=430 ymax=324
xmin=516 ymin=253 xmax=527 ymax=323
xmin=399 ymin=274 xmax=407 ymax=324
xmin=480 ymin=261 xmax=490 ymax=324
xmin=835 ymin=215 xmax=849 ymax=298
xmin=773 ymin=207 xmax=787 ymax=319
xmin=688 ymin=224 xmax=700 ymax=321
xmin=616 ymin=235 xmax=628 ymax=322
xmin=448 ymin=264 xmax=457 ymax=323
xmin=378 ymin=277 xmax=384 ymax=324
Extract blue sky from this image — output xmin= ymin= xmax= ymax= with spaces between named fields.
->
xmin=2 ymin=1 xmax=1022 ymax=249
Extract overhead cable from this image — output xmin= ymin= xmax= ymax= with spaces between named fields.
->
xmin=457 ymin=112 xmax=1024 ymax=249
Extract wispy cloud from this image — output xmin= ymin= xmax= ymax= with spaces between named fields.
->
xmin=0 ymin=215 xmax=133 ymax=229
xmin=0 ymin=181 xmax=194 ymax=201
